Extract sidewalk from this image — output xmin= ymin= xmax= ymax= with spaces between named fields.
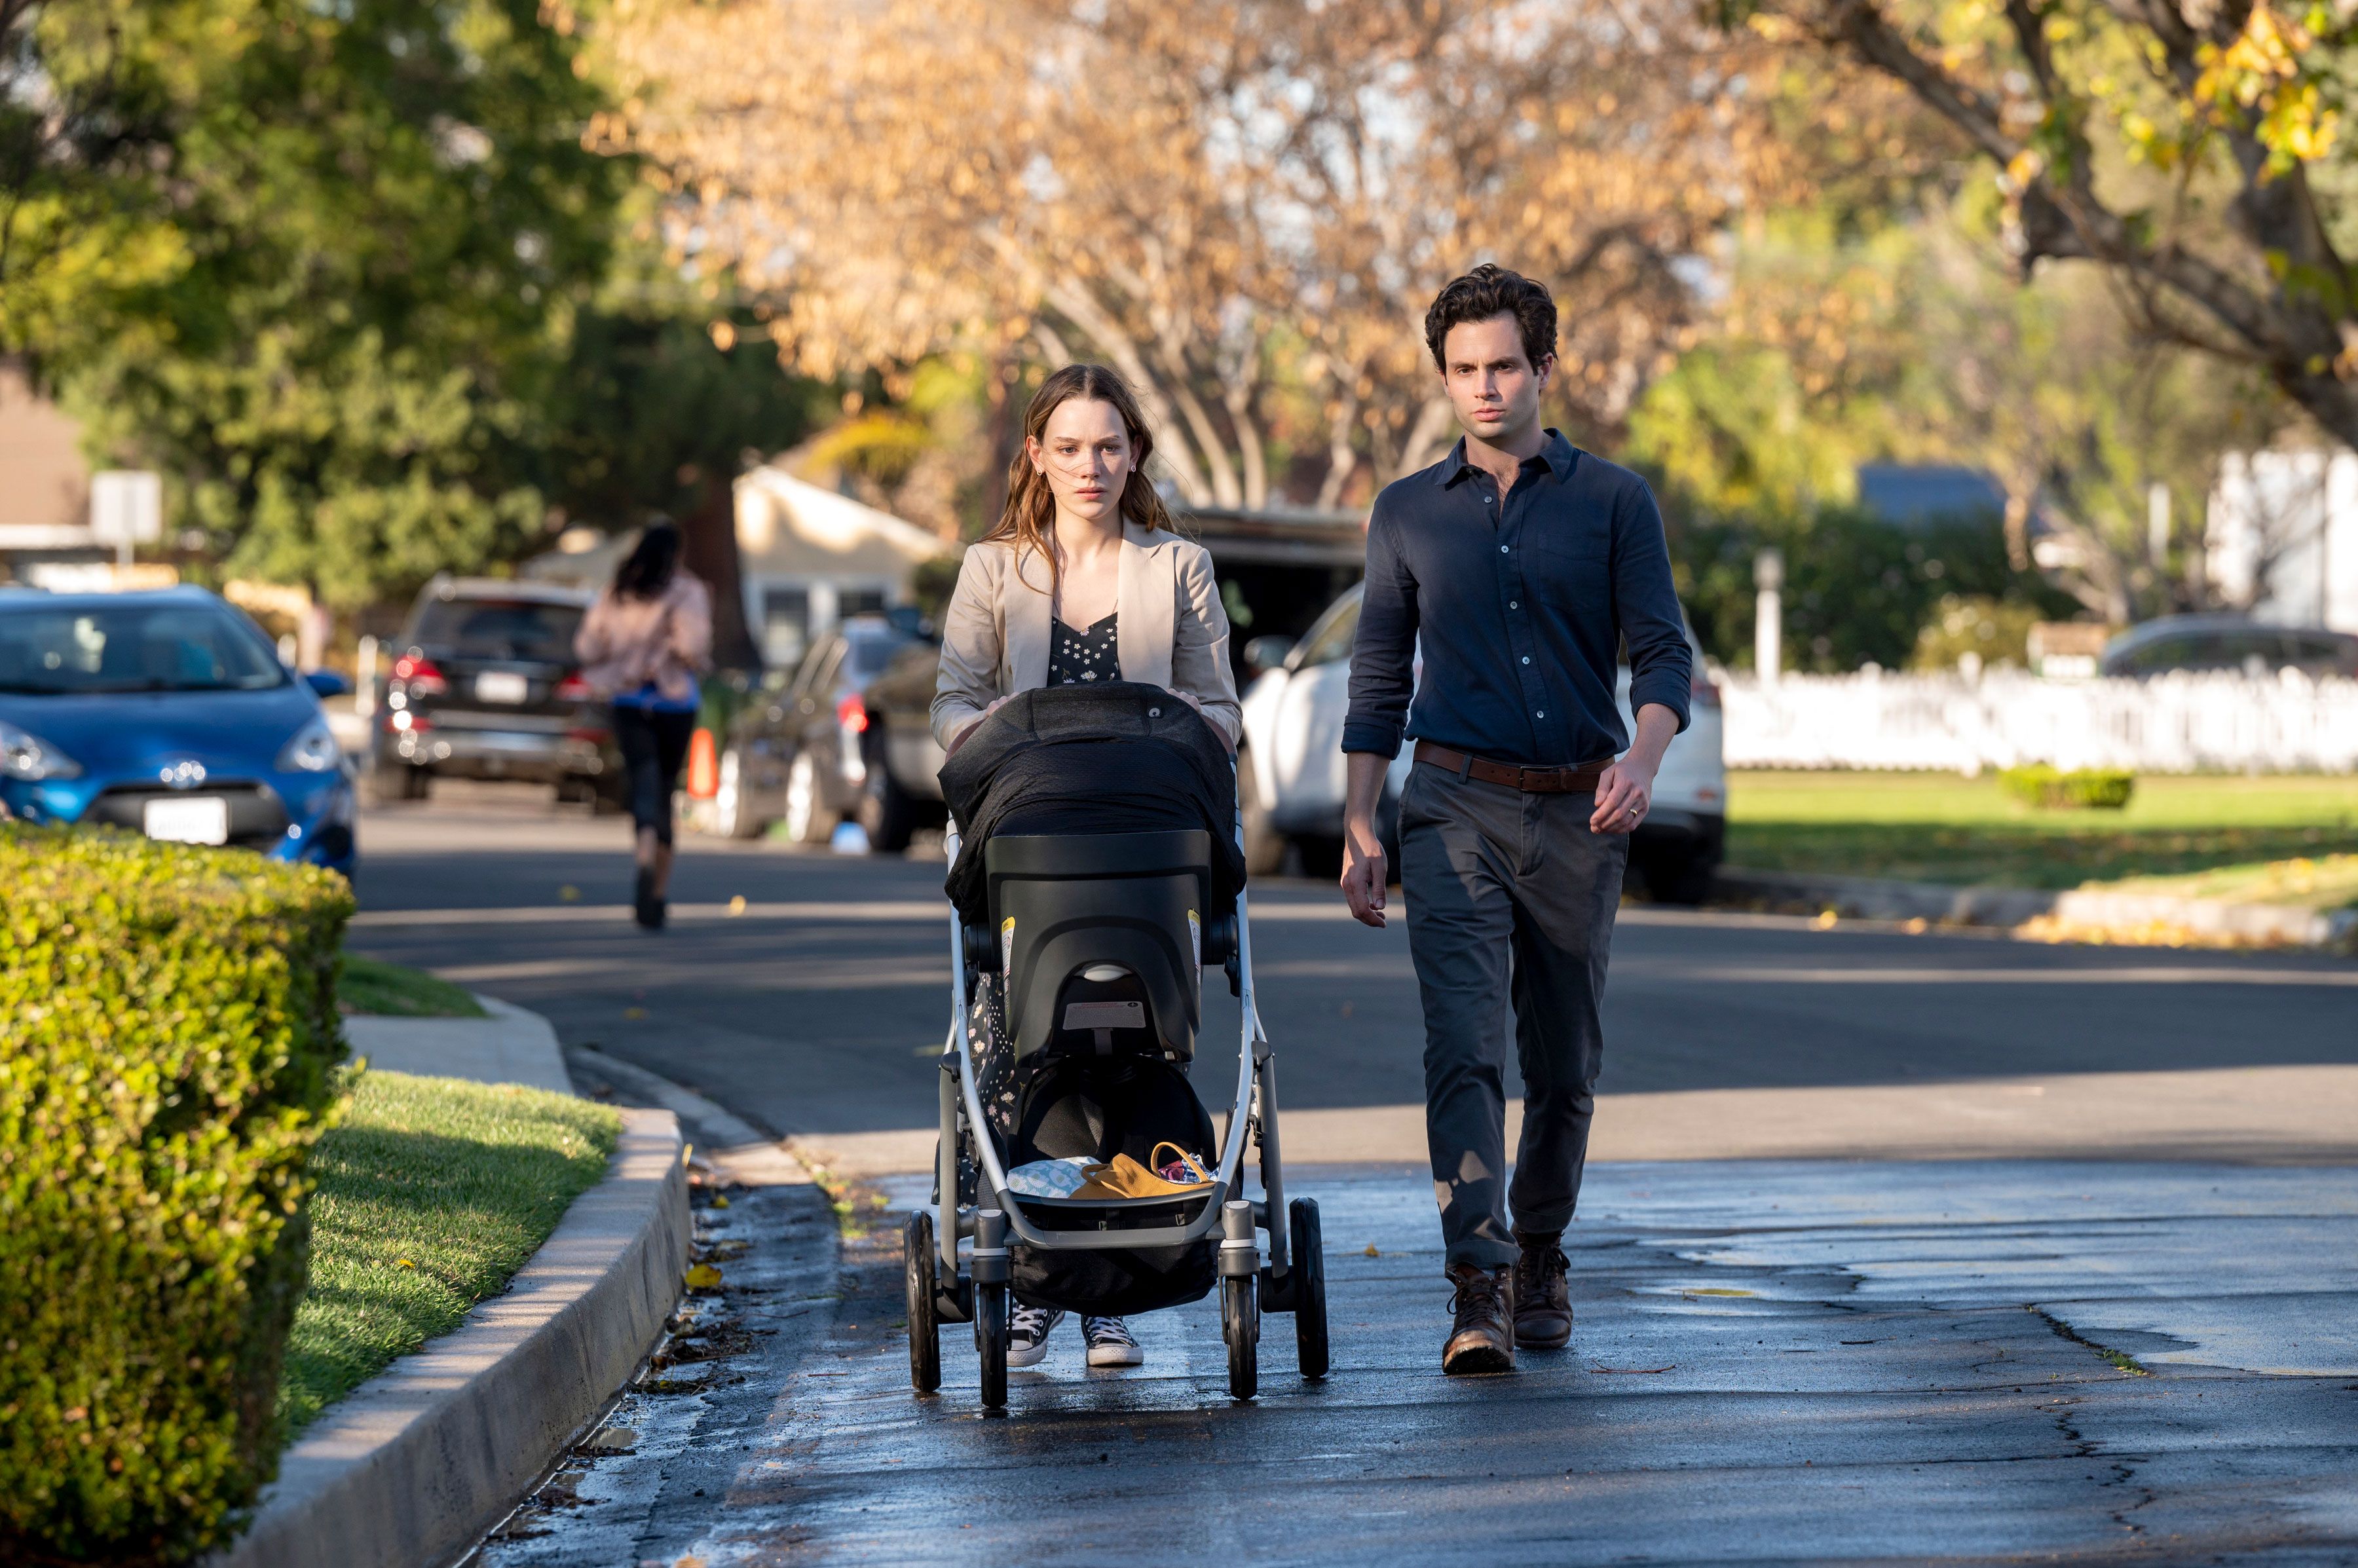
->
xmin=473 ymin=1150 xmax=2358 ymax=1566
xmin=343 ymin=994 xmax=574 ymax=1094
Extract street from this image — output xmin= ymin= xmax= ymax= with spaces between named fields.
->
xmin=354 ymin=786 xmax=2358 ymax=1168
xmin=350 ymin=785 xmax=2358 ymax=1565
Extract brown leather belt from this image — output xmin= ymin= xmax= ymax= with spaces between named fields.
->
xmin=1414 ymin=741 xmax=1610 ymax=793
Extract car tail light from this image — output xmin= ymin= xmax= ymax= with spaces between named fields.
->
xmin=390 ymin=653 xmax=447 ymax=696
xmin=1691 ymin=669 xmax=1721 ymax=708
xmin=387 ymin=709 xmax=432 ymax=733
xmin=555 ymin=672 xmax=593 ymax=701
xmin=836 ymin=692 xmax=869 ymax=734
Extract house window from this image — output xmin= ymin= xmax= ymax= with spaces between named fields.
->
xmin=761 ymin=586 xmax=810 ymax=669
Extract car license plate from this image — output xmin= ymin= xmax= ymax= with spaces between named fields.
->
xmin=144 ymin=796 xmax=229 ymax=845
xmin=475 ymin=671 xmax=529 ymax=704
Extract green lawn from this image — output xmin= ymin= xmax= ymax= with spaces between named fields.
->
xmin=339 ymin=954 xmax=486 ymax=1018
xmin=1726 ymin=771 xmax=2358 ymax=890
xmin=278 ymin=1071 xmax=620 ymax=1436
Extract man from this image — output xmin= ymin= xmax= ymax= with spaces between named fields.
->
xmin=1340 ymin=263 xmax=1691 ymax=1375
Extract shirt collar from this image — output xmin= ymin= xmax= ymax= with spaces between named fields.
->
xmin=1434 ymin=430 xmax=1579 ymax=487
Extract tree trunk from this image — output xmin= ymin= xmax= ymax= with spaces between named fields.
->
xmin=679 ymin=470 xmax=757 ymax=671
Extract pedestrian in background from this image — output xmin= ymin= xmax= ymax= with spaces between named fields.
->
xmin=576 ymin=519 xmax=713 ymax=930
xmin=1338 ymin=265 xmax=1693 ymax=1375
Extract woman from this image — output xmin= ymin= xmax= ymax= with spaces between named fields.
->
xmin=933 ymin=363 xmax=1241 ymax=1373
xmin=576 ymin=519 xmax=713 ymax=930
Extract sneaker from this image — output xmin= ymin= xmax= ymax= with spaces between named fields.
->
xmin=1006 ymin=1303 xmax=1064 ymax=1368
xmin=1512 ymin=1230 xmax=1573 ymax=1349
xmin=1082 ymin=1315 xmax=1144 ymax=1368
xmin=1441 ymin=1263 xmax=1516 ymax=1375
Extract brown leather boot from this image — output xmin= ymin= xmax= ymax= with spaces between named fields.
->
xmin=1512 ymin=1230 xmax=1572 ymax=1349
xmin=1441 ymin=1263 xmax=1516 ymax=1375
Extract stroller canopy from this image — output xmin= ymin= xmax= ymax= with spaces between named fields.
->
xmin=939 ymin=681 xmax=1245 ymax=926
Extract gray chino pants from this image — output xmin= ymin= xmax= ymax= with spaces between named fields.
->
xmin=1398 ymin=758 xmax=1628 ymax=1269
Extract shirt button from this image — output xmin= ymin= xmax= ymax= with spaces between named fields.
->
xmin=1499 ymin=545 xmax=1508 ymax=554
xmin=1521 ymin=656 xmax=1531 ymax=665
xmin=1536 ymin=711 xmax=1545 ymax=718
xmin=1509 ymin=601 xmax=1518 ymax=609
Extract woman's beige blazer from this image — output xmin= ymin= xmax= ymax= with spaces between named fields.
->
xmin=931 ymin=525 xmax=1242 ymax=751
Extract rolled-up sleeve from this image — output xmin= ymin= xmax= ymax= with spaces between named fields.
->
xmin=1615 ymin=479 xmax=1693 ymax=734
xmin=1341 ymin=508 xmax=1418 ymax=756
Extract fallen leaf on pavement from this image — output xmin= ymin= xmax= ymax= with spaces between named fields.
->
xmin=711 ymin=1194 xmax=730 ymax=1208
xmin=1364 ymin=1244 xmax=1380 ymax=1257
xmin=728 ymin=895 xmax=747 ymax=916
xmin=559 ymin=885 xmax=581 ymax=902
xmin=684 ymin=1264 xmax=724 ymax=1290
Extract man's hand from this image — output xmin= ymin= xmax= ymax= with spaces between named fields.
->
xmin=1341 ymin=817 xmax=1388 ymax=927
xmin=1591 ymin=702 xmax=1679 ymax=834
xmin=1339 ymin=750 xmax=1393 ymax=927
xmin=1588 ymin=755 xmax=1655 ymax=834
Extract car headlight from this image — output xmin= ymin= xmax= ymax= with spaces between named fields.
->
xmin=278 ymin=715 xmax=342 ymax=773
xmin=0 ymin=717 xmax=81 ymax=780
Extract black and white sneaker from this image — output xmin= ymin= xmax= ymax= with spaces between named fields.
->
xmin=1082 ymin=1315 xmax=1144 ymax=1368
xmin=1007 ymin=1303 xmax=1064 ymax=1368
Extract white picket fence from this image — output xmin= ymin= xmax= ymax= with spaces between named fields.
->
xmin=1719 ymin=669 xmax=2358 ymax=774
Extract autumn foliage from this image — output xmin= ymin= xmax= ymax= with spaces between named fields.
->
xmin=0 ymin=827 xmax=351 ymax=1562
xmin=594 ymin=0 xmax=1804 ymax=506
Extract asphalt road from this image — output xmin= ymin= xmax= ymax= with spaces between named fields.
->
xmin=352 ymin=785 xmax=2358 ymax=1159
xmin=352 ymin=787 xmax=2358 ymax=1566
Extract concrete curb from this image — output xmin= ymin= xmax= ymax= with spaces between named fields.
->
xmin=215 ymin=1106 xmax=689 ymax=1568
xmin=1712 ymin=867 xmax=2356 ymax=951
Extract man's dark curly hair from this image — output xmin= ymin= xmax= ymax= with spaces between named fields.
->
xmin=1423 ymin=263 xmax=1558 ymax=373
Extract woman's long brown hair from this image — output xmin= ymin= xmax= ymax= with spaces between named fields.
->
xmin=982 ymin=363 xmax=1186 ymax=597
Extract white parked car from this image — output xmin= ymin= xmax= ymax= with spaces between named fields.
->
xmin=1236 ymin=584 xmax=1727 ymax=901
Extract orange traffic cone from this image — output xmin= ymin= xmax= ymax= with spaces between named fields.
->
xmin=686 ymin=726 xmax=719 ymax=798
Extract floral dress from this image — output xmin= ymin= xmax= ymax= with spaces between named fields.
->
xmin=1048 ymin=611 xmax=1119 ymax=685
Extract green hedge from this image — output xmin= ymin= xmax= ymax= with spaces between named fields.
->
xmin=0 ymin=825 xmax=353 ymax=1563
xmin=1998 ymin=764 xmax=2137 ymax=812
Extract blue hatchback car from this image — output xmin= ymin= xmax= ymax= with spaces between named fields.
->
xmin=0 ymin=586 xmax=358 ymax=878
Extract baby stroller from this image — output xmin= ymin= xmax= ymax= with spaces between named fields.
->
xmin=903 ymin=683 xmax=1329 ymax=1409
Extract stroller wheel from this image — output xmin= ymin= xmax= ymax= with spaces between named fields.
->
xmin=975 ymin=1280 xmax=1009 ymax=1411
xmin=1290 ymin=1198 xmax=1329 ymax=1380
xmin=904 ymin=1212 xmax=941 ymax=1394
xmin=1222 ymin=1273 xmax=1258 ymax=1400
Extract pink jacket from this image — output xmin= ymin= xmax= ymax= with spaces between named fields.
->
xmin=574 ymin=574 xmax=713 ymax=705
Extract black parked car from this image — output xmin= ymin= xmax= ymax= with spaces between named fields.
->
xmin=852 ymin=639 xmax=952 ymax=852
xmin=2101 ymin=615 xmax=2358 ymax=679
xmin=373 ymin=576 xmax=619 ymax=806
xmin=711 ymin=616 xmax=920 ymax=844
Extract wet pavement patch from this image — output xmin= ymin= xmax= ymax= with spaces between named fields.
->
xmin=471 ymin=1161 xmax=2358 ymax=1566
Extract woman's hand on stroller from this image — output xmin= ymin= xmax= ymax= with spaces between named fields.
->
xmin=1171 ymin=690 xmax=1235 ymax=753
xmin=947 ymin=694 xmax=1017 ymax=756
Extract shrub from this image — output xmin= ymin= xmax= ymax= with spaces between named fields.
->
xmin=1998 ymin=764 xmax=2137 ymax=811
xmin=0 ymin=825 xmax=354 ymax=1563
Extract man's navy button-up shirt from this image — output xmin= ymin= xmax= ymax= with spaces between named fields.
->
xmin=1342 ymin=430 xmax=1692 ymax=767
